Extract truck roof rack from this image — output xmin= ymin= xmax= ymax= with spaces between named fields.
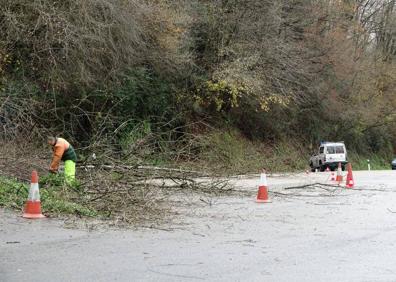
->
xmin=320 ymin=141 xmax=345 ymax=145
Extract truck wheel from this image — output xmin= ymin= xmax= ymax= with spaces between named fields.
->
xmin=310 ymin=163 xmax=315 ymax=172
xmin=342 ymin=165 xmax=345 ymax=171
xmin=319 ymin=164 xmax=325 ymax=172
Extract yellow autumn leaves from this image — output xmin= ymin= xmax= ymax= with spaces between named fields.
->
xmin=195 ymin=79 xmax=290 ymax=113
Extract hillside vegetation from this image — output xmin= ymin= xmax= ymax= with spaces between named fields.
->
xmin=1 ymin=0 xmax=395 ymax=169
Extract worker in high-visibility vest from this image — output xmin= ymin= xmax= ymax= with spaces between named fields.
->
xmin=47 ymin=136 xmax=77 ymax=184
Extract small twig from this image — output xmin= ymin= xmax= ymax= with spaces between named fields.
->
xmin=353 ymin=188 xmax=390 ymax=192
xmin=307 ymin=202 xmax=351 ymax=206
xmin=284 ymin=183 xmax=340 ymax=190
xmin=148 ymin=270 xmax=205 ymax=280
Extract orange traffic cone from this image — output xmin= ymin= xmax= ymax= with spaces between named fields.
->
xmin=345 ymin=163 xmax=354 ymax=188
xmin=336 ymin=162 xmax=343 ymax=184
xmin=23 ymin=171 xmax=45 ymax=219
xmin=256 ymin=170 xmax=271 ymax=203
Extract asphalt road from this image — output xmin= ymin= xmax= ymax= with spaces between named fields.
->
xmin=1 ymin=170 xmax=396 ymax=282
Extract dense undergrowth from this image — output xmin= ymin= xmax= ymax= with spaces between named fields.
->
xmin=1 ymin=0 xmax=395 ymax=154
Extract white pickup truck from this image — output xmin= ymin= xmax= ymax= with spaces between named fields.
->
xmin=309 ymin=142 xmax=348 ymax=172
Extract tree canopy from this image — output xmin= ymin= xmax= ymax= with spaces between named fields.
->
xmin=0 ymin=0 xmax=395 ymax=154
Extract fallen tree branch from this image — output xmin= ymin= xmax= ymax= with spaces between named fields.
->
xmin=79 ymin=164 xmax=206 ymax=174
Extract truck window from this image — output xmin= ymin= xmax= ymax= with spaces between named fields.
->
xmin=319 ymin=147 xmax=324 ymax=154
xmin=335 ymin=146 xmax=345 ymax=153
xmin=326 ymin=146 xmax=335 ymax=154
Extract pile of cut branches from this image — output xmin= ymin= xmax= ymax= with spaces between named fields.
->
xmin=0 ymin=140 xmax=237 ymax=226
xmin=74 ymin=163 xmax=236 ymax=224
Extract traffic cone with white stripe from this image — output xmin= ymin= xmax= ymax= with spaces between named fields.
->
xmin=256 ymin=170 xmax=271 ymax=203
xmin=345 ymin=163 xmax=354 ymax=188
xmin=336 ymin=162 xmax=343 ymax=184
xmin=23 ymin=171 xmax=45 ymax=219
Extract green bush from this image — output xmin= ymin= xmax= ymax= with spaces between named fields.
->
xmin=114 ymin=69 xmax=175 ymax=120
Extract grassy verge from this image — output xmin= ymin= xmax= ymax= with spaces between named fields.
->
xmin=349 ymin=153 xmax=392 ymax=171
xmin=191 ymin=131 xmax=309 ymax=174
xmin=186 ymin=130 xmax=393 ymax=174
xmin=0 ymin=175 xmax=98 ymax=218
